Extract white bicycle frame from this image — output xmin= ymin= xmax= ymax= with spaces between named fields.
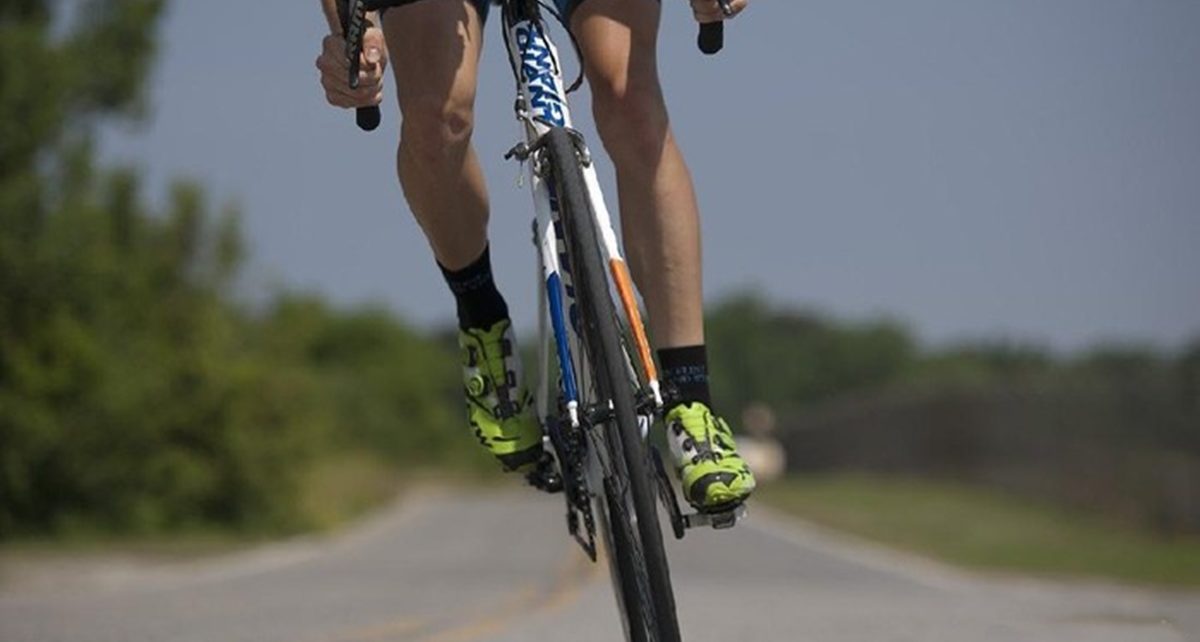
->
xmin=500 ymin=9 xmax=662 ymax=435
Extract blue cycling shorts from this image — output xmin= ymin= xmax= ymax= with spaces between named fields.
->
xmin=374 ymin=0 xmax=586 ymax=24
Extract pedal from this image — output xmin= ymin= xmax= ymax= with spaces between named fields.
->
xmin=524 ymin=453 xmax=563 ymax=494
xmin=682 ymin=503 xmax=747 ymax=531
xmin=649 ymin=446 xmax=749 ymax=536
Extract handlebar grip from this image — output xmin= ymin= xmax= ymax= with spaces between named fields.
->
xmin=698 ymin=21 xmax=724 ymax=55
xmin=339 ymin=0 xmax=380 ymax=132
xmin=356 ymin=106 xmax=381 ymax=131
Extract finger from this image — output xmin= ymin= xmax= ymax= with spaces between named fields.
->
xmin=356 ymin=68 xmax=384 ymax=93
xmin=316 ymin=53 xmax=350 ymax=80
xmin=332 ymin=87 xmax=383 ymax=109
xmin=321 ymin=72 xmax=382 ymax=107
xmin=692 ymin=0 xmax=745 ymax=21
xmin=357 ymin=85 xmax=384 ymax=106
xmin=356 ymin=56 xmax=385 ymax=88
xmin=692 ymin=2 xmax=724 ymax=22
xmin=320 ymin=66 xmax=377 ymax=98
xmin=317 ymin=52 xmax=381 ymax=98
xmin=321 ymin=35 xmax=350 ymax=71
xmin=323 ymin=83 xmax=381 ymax=109
xmin=362 ymin=26 xmax=387 ymax=67
xmin=322 ymin=34 xmax=345 ymax=57
xmin=324 ymin=89 xmax=357 ymax=109
xmin=321 ymin=74 xmax=358 ymax=105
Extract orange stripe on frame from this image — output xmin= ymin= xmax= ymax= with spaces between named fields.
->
xmin=609 ymin=259 xmax=659 ymax=383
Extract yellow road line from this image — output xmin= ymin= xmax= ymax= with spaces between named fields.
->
xmin=412 ymin=592 xmax=532 ymax=642
xmin=413 ymin=548 xmax=601 ymax=642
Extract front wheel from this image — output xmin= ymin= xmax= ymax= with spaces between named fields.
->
xmin=543 ymin=127 xmax=682 ymax=642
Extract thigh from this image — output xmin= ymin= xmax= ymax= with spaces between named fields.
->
xmin=380 ymin=0 xmax=486 ymax=114
xmin=569 ymin=0 xmax=663 ymax=98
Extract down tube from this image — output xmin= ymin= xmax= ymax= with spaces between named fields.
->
xmin=531 ymin=165 xmax=581 ymax=427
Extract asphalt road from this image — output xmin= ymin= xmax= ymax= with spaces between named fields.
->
xmin=2 ymin=489 xmax=1198 ymax=642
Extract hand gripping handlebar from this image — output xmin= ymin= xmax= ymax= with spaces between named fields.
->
xmin=337 ymin=0 xmax=382 ymax=131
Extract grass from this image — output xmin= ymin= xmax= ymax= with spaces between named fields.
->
xmin=296 ymin=450 xmax=405 ymax=532
xmin=0 ymin=529 xmax=255 ymax=561
xmin=296 ymin=451 xmax=505 ymax=531
xmin=1 ymin=452 xmax=502 ymax=561
xmin=756 ymin=474 xmax=1200 ymax=587
xmin=0 ymin=451 xmax=401 ymax=561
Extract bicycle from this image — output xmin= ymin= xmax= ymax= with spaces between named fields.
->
xmin=337 ymin=1 xmax=743 ymax=640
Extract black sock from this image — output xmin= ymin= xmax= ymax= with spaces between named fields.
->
xmin=657 ymin=345 xmax=712 ymax=409
xmin=438 ymin=246 xmax=509 ymax=331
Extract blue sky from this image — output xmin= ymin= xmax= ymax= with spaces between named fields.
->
xmin=100 ymin=0 xmax=1200 ymax=351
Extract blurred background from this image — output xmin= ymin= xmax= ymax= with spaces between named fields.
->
xmin=2 ymin=0 xmax=1199 ymax=591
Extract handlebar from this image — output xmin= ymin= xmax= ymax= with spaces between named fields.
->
xmin=697 ymin=0 xmax=734 ymax=55
xmin=337 ymin=0 xmax=381 ymax=131
xmin=338 ymin=0 xmax=726 ymax=132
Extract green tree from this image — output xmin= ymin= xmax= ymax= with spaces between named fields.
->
xmin=705 ymin=293 xmax=915 ymax=418
xmin=0 ymin=1 xmax=469 ymax=539
xmin=2 ymin=0 xmax=174 ymax=536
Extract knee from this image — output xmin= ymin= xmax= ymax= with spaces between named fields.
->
xmin=590 ymin=78 xmax=670 ymax=166
xmin=398 ymin=92 xmax=476 ymax=164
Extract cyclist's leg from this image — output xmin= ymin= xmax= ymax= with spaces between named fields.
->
xmin=380 ymin=0 xmax=488 ymax=270
xmin=570 ymin=0 xmax=704 ymax=349
xmin=381 ymin=1 xmax=542 ymax=471
xmin=572 ymin=0 xmax=755 ymax=509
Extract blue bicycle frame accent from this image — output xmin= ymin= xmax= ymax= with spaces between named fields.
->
xmin=546 ymin=272 xmax=579 ymax=406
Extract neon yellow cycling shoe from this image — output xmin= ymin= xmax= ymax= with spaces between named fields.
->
xmin=665 ymin=402 xmax=756 ymax=512
xmin=459 ymin=319 xmax=543 ymax=472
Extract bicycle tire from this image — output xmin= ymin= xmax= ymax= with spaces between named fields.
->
xmin=600 ymin=475 xmax=652 ymax=642
xmin=543 ymin=127 xmax=682 ymax=642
